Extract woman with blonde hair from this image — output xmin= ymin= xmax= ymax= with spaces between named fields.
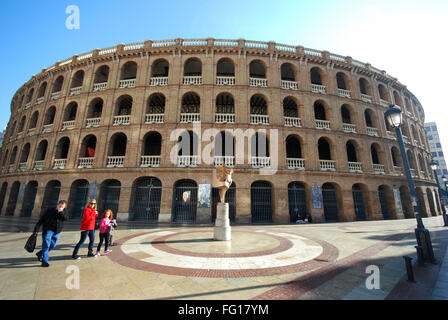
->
xmin=95 ymin=209 xmax=114 ymax=256
xmin=72 ymin=199 xmax=99 ymax=259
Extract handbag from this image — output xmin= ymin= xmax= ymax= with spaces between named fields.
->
xmin=24 ymin=232 xmax=38 ymax=253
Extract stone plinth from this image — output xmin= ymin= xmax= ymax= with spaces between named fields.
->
xmin=214 ymin=202 xmax=231 ymax=241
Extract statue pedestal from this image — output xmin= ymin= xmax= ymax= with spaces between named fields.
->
xmin=214 ymin=202 xmax=231 ymax=241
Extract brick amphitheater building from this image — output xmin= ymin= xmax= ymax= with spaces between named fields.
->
xmin=0 ymin=38 xmax=442 ymax=224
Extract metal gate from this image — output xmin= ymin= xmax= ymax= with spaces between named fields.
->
xmin=288 ymin=182 xmax=307 ymax=222
xmin=352 ymin=185 xmax=366 ymax=221
xmin=21 ymin=182 xmax=38 ymax=217
xmin=211 ymin=185 xmax=236 ymax=222
xmin=322 ymin=184 xmax=338 ymax=222
xmin=132 ymin=178 xmax=161 ymax=221
xmin=251 ymin=181 xmax=273 ymax=223
xmin=378 ymin=188 xmax=390 ymax=220
xmin=41 ymin=183 xmax=61 ymax=215
xmin=5 ymin=183 xmax=20 ymax=216
xmin=99 ymin=185 xmax=121 ymax=217
xmin=172 ymin=180 xmax=197 ymax=223
xmin=70 ymin=182 xmax=89 ymax=219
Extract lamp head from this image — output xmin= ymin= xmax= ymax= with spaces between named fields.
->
xmin=384 ymin=104 xmax=402 ymax=128
xmin=430 ymin=160 xmax=439 ymax=171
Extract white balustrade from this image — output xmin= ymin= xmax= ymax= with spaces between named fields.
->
xmin=86 ymin=118 xmax=101 ymax=128
xmin=410 ymin=168 xmax=417 ymax=178
xmin=319 ymin=160 xmax=336 ymax=171
xmin=249 ymin=78 xmax=267 ymax=87
xmin=24 ymin=103 xmax=31 ymax=109
xmin=361 ymin=94 xmax=372 ymax=103
xmin=113 ymin=115 xmax=130 ymax=126
xmin=70 ymin=86 xmax=82 ymax=96
xmin=42 ymin=124 xmax=53 ymax=133
xmin=281 ymin=80 xmax=299 ymax=90
xmin=214 ymin=156 xmax=235 ymax=168
xmin=394 ymin=166 xmax=403 ymax=175
xmin=18 ymin=162 xmax=27 ymax=172
xmin=180 ymin=113 xmax=200 ymax=123
xmin=33 ymin=160 xmax=44 ymax=171
xmin=287 ymin=158 xmax=305 ymax=170
xmin=348 ymin=162 xmax=363 ymax=173
xmin=16 ymin=132 xmax=23 ymax=139
xmin=62 ymin=120 xmax=75 ymax=130
xmin=337 ymin=89 xmax=351 ymax=98
xmin=251 ymin=156 xmax=271 ymax=168
xmin=315 ymin=119 xmax=331 ymax=130
xmin=183 ymin=76 xmax=202 ymax=85
xmin=176 ymin=155 xmax=198 ymax=167
xmin=78 ymin=157 xmax=94 ymax=168
xmin=380 ymin=99 xmax=390 ymax=108
xmin=93 ymin=82 xmax=107 ymax=92
xmin=53 ymin=159 xmax=66 ymax=170
xmin=366 ymin=127 xmax=379 ymax=137
xmin=36 ymin=97 xmax=44 ymax=104
xmin=216 ymin=76 xmax=235 ymax=85
xmin=140 ymin=155 xmax=161 ymax=167
xmin=8 ymin=164 xmax=15 ymax=173
xmin=106 ymin=156 xmax=125 ymax=167
xmin=311 ymin=84 xmax=326 ymax=94
xmin=304 ymin=48 xmax=323 ymax=57
xmin=215 ymin=113 xmax=235 ymax=124
xmin=119 ymin=79 xmax=136 ymax=88
xmin=145 ymin=114 xmax=164 ymax=124
xmin=27 ymin=128 xmax=36 ymax=136
xmin=386 ymin=131 xmax=397 ymax=140
xmin=51 ymin=92 xmax=60 ymax=100
xmin=402 ymin=135 xmax=410 ymax=144
xmin=373 ymin=164 xmax=385 ymax=174
xmin=149 ymin=77 xmax=168 ymax=86
xmin=342 ymin=123 xmax=357 ymax=133
xmin=284 ymin=117 xmax=302 ymax=127
xmin=250 ymin=114 xmax=269 ymax=125
xmin=245 ymin=40 xmax=268 ymax=49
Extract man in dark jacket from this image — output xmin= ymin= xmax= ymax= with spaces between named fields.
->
xmin=34 ymin=200 xmax=68 ymax=267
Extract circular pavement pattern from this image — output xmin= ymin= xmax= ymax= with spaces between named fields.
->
xmin=109 ymin=228 xmax=339 ymax=278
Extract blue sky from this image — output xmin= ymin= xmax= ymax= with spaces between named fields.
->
xmin=1 ymin=0 xmax=448 ymax=151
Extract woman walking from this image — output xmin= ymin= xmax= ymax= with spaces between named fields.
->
xmin=95 ymin=209 xmax=114 ymax=256
xmin=72 ymin=199 xmax=99 ymax=259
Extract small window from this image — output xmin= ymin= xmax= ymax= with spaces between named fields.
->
xmin=443 ymin=169 xmax=448 ymax=174
xmin=432 ymin=126 xmax=437 ymax=131
xmin=428 ymin=135 xmax=433 ymax=140
xmin=432 ymin=152 xmax=437 ymax=157
xmin=436 ymin=143 xmax=441 ymax=148
xmin=425 ymin=127 xmax=431 ymax=132
xmin=439 ymin=151 xmax=444 ymax=157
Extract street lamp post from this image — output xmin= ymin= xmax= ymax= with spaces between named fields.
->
xmin=385 ymin=105 xmax=436 ymax=264
xmin=430 ymin=160 xmax=448 ymax=226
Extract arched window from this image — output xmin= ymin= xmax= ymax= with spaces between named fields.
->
xmin=114 ymin=95 xmax=132 ymax=125
xmin=286 ymin=135 xmax=302 ymax=159
xmin=310 ymin=67 xmax=323 ymax=85
xmin=44 ymin=106 xmax=56 ymax=126
xmin=318 ymin=138 xmax=332 ymax=160
xmin=20 ymin=143 xmax=31 ymax=164
xmin=94 ymin=65 xmax=109 ymax=84
xmin=314 ymin=101 xmax=327 ymax=120
xmin=70 ymin=70 xmax=84 ymax=94
xmin=151 ymin=59 xmax=169 ymax=77
xmin=184 ymin=58 xmax=202 ymax=76
xmin=378 ymin=84 xmax=389 ymax=102
xmin=37 ymin=82 xmax=47 ymax=101
xmin=217 ymin=58 xmax=235 ymax=77
xmin=215 ymin=93 xmax=234 ymax=123
xmin=119 ymin=61 xmax=137 ymax=88
xmin=146 ymin=93 xmax=165 ymax=123
xmin=107 ymin=133 xmax=127 ymax=167
xmin=249 ymin=60 xmax=266 ymax=79
xmin=250 ymin=132 xmax=270 ymax=168
xmin=55 ymin=137 xmax=70 ymax=159
xmin=29 ymin=111 xmax=39 ymax=129
xmin=180 ymin=93 xmax=200 ymax=123
xmin=86 ymin=99 xmax=103 ymax=127
xmin=141 ymin=132 xmax=162 ymax=168
xmin=341 ymin=105 xmax=352 ymax=124
xmin=346 ymin=141 xmax=358 ymax=162
xmin=359 ymin=78 xmax=371 ymax=96
xmin=336 ymin=72 xmax=349 ymax=90
xmin=281 ymin=63 xmax=295 ymax=81
xmin=52 ymin=76 xmax=64 ymax=94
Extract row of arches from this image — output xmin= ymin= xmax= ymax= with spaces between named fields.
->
xmin=0 ymin=178 xmax=440 ymax=222
xmin=7 ymin=92 xmax=427 ymax=150
xmin=13 ymin=57 xmax=424 ymax=120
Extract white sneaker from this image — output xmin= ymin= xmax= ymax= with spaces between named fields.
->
xmin=95 ymin=252 xmax=100 ymax=257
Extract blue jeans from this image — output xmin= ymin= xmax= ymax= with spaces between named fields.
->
xmin=36 ymin=230 xmax=60 ymax=264
xmin=72 ymin=230 xmax=95 ymax=257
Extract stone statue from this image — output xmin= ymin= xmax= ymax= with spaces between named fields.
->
xmin=212 ymin=165 xmax=234 ymax=203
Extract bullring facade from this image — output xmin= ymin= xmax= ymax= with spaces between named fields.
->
xmin=0 ymin=38 xmax=442 ymax=224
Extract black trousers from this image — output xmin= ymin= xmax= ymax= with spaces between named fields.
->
xmin=97 ymin=231 xmax=110 ymax=252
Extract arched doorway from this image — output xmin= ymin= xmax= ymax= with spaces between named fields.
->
xmin=251 ymin=181 xmax=273 ymax=223
xmin=21 ymin=181 xmax=38 ymax=217
xmin=131 ymin=177 xmax=162 ymax=221
xmin=288 ymin=182 xmax=307 ymax=222
xmin=98 ymin=180 xmax=121 ymax=217
xmin=322 ymin=183 xmax=339 ymax=222
xmin=378 ymin=186 xmax=391 ymax=220
xmin=352 ymin=184 xmax=367 ymax=221
xmin=41 ymin=180 xmax=61 ymax=215
xmin=5 ymin=182 xmax=20 ymax=216
xmin=172 ymin=180 xmax=197 ymax=223
xmin=68 ymin=180 xmax=90 ymax=219
xmin=212 ymin=183 xmax=236 ymax=222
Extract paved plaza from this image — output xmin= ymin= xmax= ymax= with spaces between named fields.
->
xmin=0 ymin=216 xmax=447 ymax=300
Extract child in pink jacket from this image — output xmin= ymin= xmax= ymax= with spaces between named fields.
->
xmin=95 ymin=209 xmax=114 ymax=256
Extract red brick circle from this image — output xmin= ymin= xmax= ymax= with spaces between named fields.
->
xmin=151 ymin=230 xmax=293 ymax=258
xmin=108 ymin=229 xmax=339 ymax=278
